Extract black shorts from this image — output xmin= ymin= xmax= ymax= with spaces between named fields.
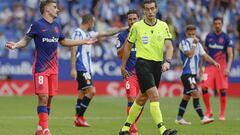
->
xmin=77 ymin=71 xmax=94 ymax=90
xmin=181 ymin=74 xmax=198 ymax=96
xmin=135 ymin=58 xmax=162 ymax=93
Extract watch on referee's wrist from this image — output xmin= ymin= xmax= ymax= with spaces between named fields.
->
xmin=165 ymin=59 xmax=171 ymax=65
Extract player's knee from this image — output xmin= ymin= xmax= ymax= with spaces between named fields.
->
xmin=38 ymin=95 xmax=48 ymax=105
xmin=220 ymin=89 xmax=226 ymax=96
xmin=135 ymin=95 xmax=147 ymax=106
xmin=183 ymin=95 xmax=191 ymax=101
xmin=202 ymin=88 xmax=208 ymax=94
xmin=149 ymin=94 xmax=159 ymax=102
xmin=86 ymin=87 xmax=96 ymax=98
xmin=135 ymin=99 xmax=145 ymax=106
xmin=191 ymin=91 xmax=199 ymax=98
xmin=127 ymin=97 xmax=135 ymax=102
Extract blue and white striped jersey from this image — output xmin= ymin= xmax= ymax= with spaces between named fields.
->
xmin=71 ymin=28 xmax=98 ymax=73
xmin=179 ymin=38 xmax=206 ymax=75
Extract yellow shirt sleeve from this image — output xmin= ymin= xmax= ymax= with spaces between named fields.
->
xmin=128 ymin=24 xmax=137 ymax=43
xmin=163 ymin=23 xmax=172 ymax=40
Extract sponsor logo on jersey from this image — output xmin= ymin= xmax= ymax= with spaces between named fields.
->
xmin=42 ymin=37 xmax=59 ymax=43
xmin=208 ymin=43 xmax=224 ymax=49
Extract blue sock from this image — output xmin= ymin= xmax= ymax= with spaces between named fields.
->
xmin=37 ymin=106 xmax=48 ymax=114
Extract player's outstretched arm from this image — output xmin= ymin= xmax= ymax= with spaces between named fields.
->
xmin=59 ymin=38 xmax=97 ymax=47
xmin=70 ymin=46 xmax=77 ymax=80
xmin=121 ymin=41 xmax=133 ymax=79
xmin=202 ymin=54 xmax=220 ymax=68
xmin=5 ymin=36 xmax=32 ymax=49
xmin=162 ymin=39 xmax=173 ymax=72
xmin=97 ymin=26 xmax=128 ymax=38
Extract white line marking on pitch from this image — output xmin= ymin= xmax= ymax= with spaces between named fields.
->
xmin=0 ymin=116 xmax=239 ymax=121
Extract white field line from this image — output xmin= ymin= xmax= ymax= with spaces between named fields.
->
xmin=0 ymin=116 xmax=239 ymax=121
xmin=0 ymin=116 xmax=149 ymax=120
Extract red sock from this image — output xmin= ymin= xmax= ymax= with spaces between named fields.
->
xmin=220 ymin=91 xmax=226 ymax=116
xmin=38 ymin=112 xmax=48 ymax=129
xmin=202 ymin=90 xmax=211 ymax=115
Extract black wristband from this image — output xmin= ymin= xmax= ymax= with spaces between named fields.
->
xmin=165 ymin=59 xmax=171 ymax=64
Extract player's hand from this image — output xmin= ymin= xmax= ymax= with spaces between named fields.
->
xmin=120 ymin=26 xmax=129 ymax=31
xmin=162 ymin=62 xmax=170 ymax=72
xmin=70 ymin=68 xmax=77 ymax=80
xmin=121 ymin=66 xmax=129 ymax=79
xmin=224 ymin=67 xmax=230 ymax=76
xmin=5 ymin=41 xmax=17 ymax=49
xmin=193 ymin=37 xmax=199 ymax=44
xmin=199 ymin=67 xmax=204 ymax=76
xmin=213 ymin=62 xmax=220 ymax=69
xmin=84 ymin=38 xmax=98 ymax=45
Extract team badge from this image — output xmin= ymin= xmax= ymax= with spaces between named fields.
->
xmin=54 ymin=26 xmax=59 ymax=34
xmin=218 ymin=37 xmax=224 ymax=44
xmin=142 ymin=36 xmax=148 ymax=44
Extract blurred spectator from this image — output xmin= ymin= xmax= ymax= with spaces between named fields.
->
xmin=0 ymin=31 xmax=7 ymax=57
xmin=99 ymin=0 xmax=114 ymax=24
xmin=0 ymin=6 xmax=12 ymax=25
xmin=112 ymin=16 xmax=124 ymax=28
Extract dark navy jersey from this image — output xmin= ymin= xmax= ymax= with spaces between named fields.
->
xmin=205 ymin=32 xmax=233 ymax=66
xmin=116 ymin=29 xmax=136 ymax=74
xmin=26 ymin=18 xmax=65 ymax=74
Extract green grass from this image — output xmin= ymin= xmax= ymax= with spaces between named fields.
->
xmin=0 ymin=96 xmax=239 ymax=135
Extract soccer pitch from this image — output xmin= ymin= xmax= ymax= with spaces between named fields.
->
xmin=0 ymin=96 xmax=239 ymax=135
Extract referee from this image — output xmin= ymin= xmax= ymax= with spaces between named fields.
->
xmin=119 ymin=0 xmax=177 ymax=135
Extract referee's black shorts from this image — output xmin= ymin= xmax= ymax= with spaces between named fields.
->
xmin=135 ymin=58 xmax=163 ymax=93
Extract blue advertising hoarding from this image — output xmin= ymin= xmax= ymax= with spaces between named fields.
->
xmin=0 ymin=58 xmax=122 ymax=81
xmin=0 ymin=58 xmax=239 ymax=82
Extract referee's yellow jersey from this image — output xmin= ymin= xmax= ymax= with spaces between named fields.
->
xmin=128 ymin=19 xmax=172 ymax=61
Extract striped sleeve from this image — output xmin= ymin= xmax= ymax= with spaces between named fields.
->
xmin=179 ymin=40 xmax=191 ymax=53
xmin=71 ymin=30 xmax=83 ymax=40
xmin=199 ymin=43 xmax=206 ymax=56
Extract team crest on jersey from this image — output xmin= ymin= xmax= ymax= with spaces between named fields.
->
xmin=142 ymin=36 xmax=148 ymax=44
xmin=218 ymin=37 xmax=224 ymax=44
xmin=54 ymin=26 xmax=59 ymax=34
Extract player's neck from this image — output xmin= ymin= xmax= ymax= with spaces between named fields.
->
xmin=215 ymin=31 xmax=222 ymax=35
xmin=144 ymin=18 xmax=157 ymax=26
xmin=43 ymin=14 xmax=54 ymax=23
xmin=80 ymin=24 xmax=88 ymax=31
